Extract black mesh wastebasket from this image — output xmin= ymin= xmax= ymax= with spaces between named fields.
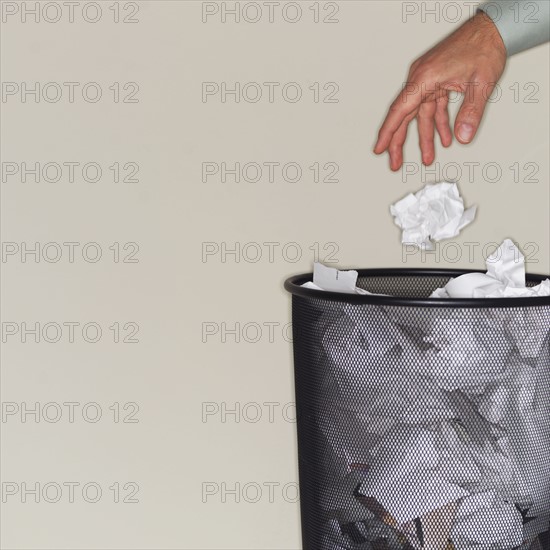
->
xmin=284 ymin=269 xmax=550 ymax=550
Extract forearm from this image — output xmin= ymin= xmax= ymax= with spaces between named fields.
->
xmin=477 ymin=0 xmax=550 ymax=56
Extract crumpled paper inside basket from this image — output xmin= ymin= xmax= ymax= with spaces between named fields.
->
xmin=431 ymin=240 xmax=550 ymax=299
xmin=311 ymin=299 xmax=550 ymax=549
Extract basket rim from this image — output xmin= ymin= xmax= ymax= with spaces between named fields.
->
xmin=284 ymin=267 xmax=550 ymax=308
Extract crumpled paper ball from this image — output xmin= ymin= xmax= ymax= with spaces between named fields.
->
xmin=390 ymin=181 xmax=476 ymax=249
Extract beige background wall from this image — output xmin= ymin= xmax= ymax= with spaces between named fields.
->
xmin=1 ymin=1 xmax=548 ymax=548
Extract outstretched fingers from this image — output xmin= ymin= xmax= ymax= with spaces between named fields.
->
xmin=417 ymin=100 xmax=437 ymax=165
xmin=374 ymin=82 xmax=424 ymax=155
xmin=434 ymin=92 xmax=452 ymax=147
xmin=388 ymin=110 xmax=418 ymax=171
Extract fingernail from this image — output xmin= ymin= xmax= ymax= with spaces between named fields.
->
xmin=458 ymin=123 xmax=474 ymax=143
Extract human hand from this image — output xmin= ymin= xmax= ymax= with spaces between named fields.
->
xmin=374 ymin=12 xmax=507 ymax=171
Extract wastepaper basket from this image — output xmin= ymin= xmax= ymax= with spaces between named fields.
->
xmin=284 ymin=269 xmax=550 ymax=550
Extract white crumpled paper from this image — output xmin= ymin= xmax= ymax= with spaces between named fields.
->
xmin=301 ymin=262 xmax=377 ymax=295
xmin=426 ymin=240 xmax=550 ymax=369
xmin=421 ymin=317 xmax=512 ymax=391
xmin=301 ymin=242 xmax=549 ymax=301
xmin=486 ymin=239 xmax=525 ymax=287
xmin=314 ymin=300 xmax=549 ymax=548
xmin=452 ymin=491 xmax=524 ymax=549
xmin=431 ymin=239 xmax=550 ymax=299
xmin=358 ymin=425 xmax=469 ymax=525
xmin=390 ymin=181 xmax=476 ymax=249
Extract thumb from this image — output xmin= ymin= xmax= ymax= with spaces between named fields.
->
xmin=454 ymin=82 xmax=490 ymax=144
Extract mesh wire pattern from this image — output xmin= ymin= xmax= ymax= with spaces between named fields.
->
xmin=286 ymin=271 xmax=550 ymax=550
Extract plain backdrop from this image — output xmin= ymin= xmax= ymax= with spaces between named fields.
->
xmin=1 ymin=1 xmax=548 ymax=548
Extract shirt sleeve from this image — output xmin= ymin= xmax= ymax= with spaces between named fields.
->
xmin=477 ymin=0 xmax=550 ymax=56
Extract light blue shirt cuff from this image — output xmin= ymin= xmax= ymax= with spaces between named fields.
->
xmin=478 ymin=0 xmax=550 ymax=56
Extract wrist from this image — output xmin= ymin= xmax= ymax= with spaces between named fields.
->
xmin=474 ymin=10 xmax=507 ymax=58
